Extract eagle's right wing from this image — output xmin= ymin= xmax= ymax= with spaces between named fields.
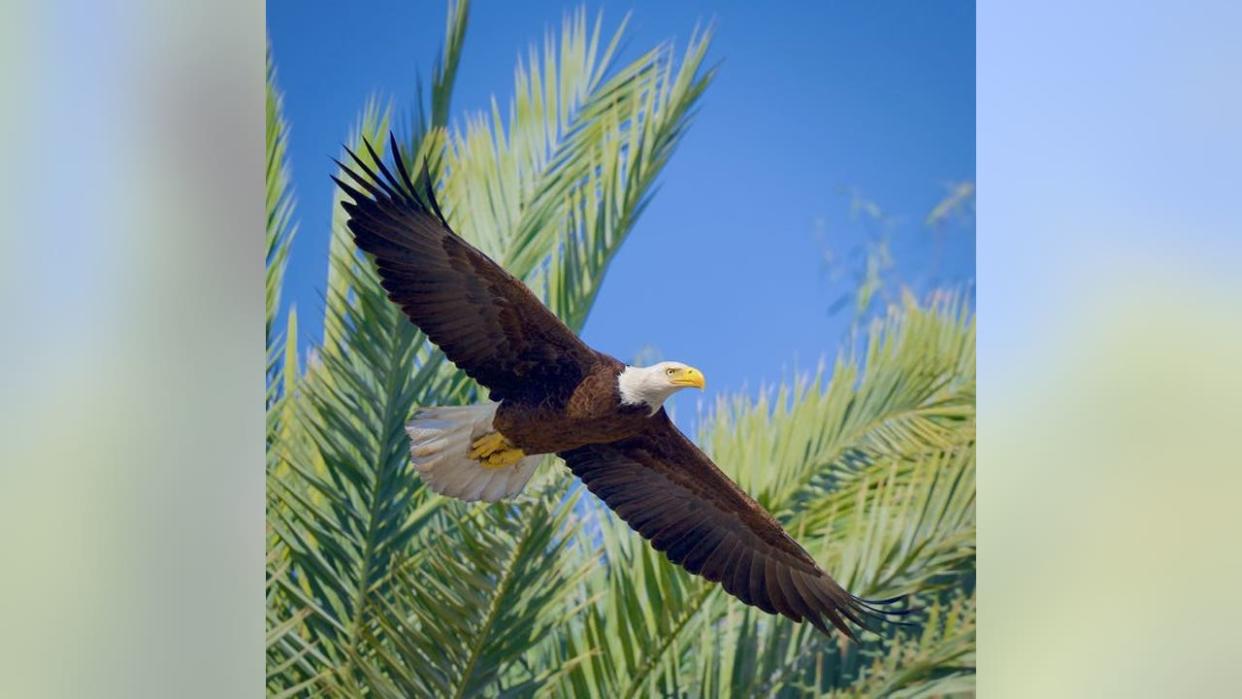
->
xmin=560 ymin=410 xmax=904 ymax=639
xmin=334 ymin=135 xmax=597 ymax=401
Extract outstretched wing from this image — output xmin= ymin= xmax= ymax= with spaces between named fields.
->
xmin=560 ymin=411 xmax=900 ymax=639
xmin=333 ymin=136 xmax=597 ymax=400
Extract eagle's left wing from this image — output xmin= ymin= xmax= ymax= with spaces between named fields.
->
xmin=333 ymin=136 xmax=599 ymax=402
xmin=560 ymin=410 xmax=898 ymax=639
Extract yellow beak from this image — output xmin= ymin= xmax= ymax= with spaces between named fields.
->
xmin=671 ymin=366 xmax=706 ymax=390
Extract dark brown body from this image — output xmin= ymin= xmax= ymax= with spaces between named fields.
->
xmin=492 ymin=356 xmax=652 ymax=455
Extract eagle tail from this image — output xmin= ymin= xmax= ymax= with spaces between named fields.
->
xmin=406 ymin=403 xmax=541 ymax=502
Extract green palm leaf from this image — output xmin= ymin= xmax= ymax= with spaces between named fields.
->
xmin=828 ymin=592 xmax=976 ymax=698
xmin=266 ymin=39 xmax=298 ymax=411
xmin=350 ymin=485 xmax=596 ymax=697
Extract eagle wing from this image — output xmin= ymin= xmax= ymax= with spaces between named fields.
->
xmin=333 ymin=137 xmax=597 ymax=400
xmin=561 ymin=411 xmax=895 ymax=639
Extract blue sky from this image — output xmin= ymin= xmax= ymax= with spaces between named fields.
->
xmin=268 ymin=0 xmax=974 ymax=423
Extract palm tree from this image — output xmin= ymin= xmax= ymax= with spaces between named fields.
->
xmin=266 ymin=2 xmax=975 ymax=696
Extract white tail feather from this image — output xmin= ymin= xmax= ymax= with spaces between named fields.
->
xmin=406 ymin=403 xmax=541 ymax=502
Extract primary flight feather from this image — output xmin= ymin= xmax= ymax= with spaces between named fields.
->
xmin=334 ymin=135 xmax=903 ymax=639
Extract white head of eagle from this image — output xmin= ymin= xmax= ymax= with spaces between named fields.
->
xmin=617 ymin=361 xmax=707 ymax=413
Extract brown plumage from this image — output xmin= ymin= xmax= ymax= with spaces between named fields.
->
xmin=334 ymin=135 xmax=906 ymax=639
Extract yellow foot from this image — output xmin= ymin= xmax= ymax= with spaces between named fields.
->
xmin=468 ymin=432 xmax=526 ymax=469
xmin=468 ymin=432 xmax=509 ymax=459
xmin=482 ymin=448 xmax=526 ymax=468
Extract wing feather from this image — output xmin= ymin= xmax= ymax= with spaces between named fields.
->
xmin=334 ymin=134 xmax=597 ymax=400
xmin=561 ymin=411 xmax=902 ymax=639
xmin=699 ymin=538 xmax=737 ymax=584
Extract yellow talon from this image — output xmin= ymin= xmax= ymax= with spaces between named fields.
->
xmin=483 ymin=448 xmax=526 ymax=469
xmin=468 ymin=432 xmax=509 ymax=460
xmin=469 ymin=432 xmax=525 ymax=468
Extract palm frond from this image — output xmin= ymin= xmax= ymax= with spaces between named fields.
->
xmin=829 ymin=592 xmax=976 ymax=698
xmin=267 ymin=547 xmax=337 ymax=697
xmin=267 ymin=10 xmax=460 ymax=691
xmin=704 ymin=290 xmax=974 ymax=513
xmin=266 ymin=40 xmax=298 ymax=394
xmin=352 ymin=484 xmax=597 ymax=697
xmin=422 ymin=0 xmax=469 ymax=133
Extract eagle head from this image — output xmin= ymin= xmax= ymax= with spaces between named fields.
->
xmin=618 ymin=361 xmax=706 ymax=413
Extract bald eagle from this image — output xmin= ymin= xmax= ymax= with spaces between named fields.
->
xmin=333 ymin=136 xmax=904 ymax=640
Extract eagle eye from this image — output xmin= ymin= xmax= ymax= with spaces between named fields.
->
xmin=666 ymin=367 xmax=676 ymax=375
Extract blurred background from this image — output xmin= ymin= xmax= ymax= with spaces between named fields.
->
xmin=0 ymin=0 xmax=1239 ymax=697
